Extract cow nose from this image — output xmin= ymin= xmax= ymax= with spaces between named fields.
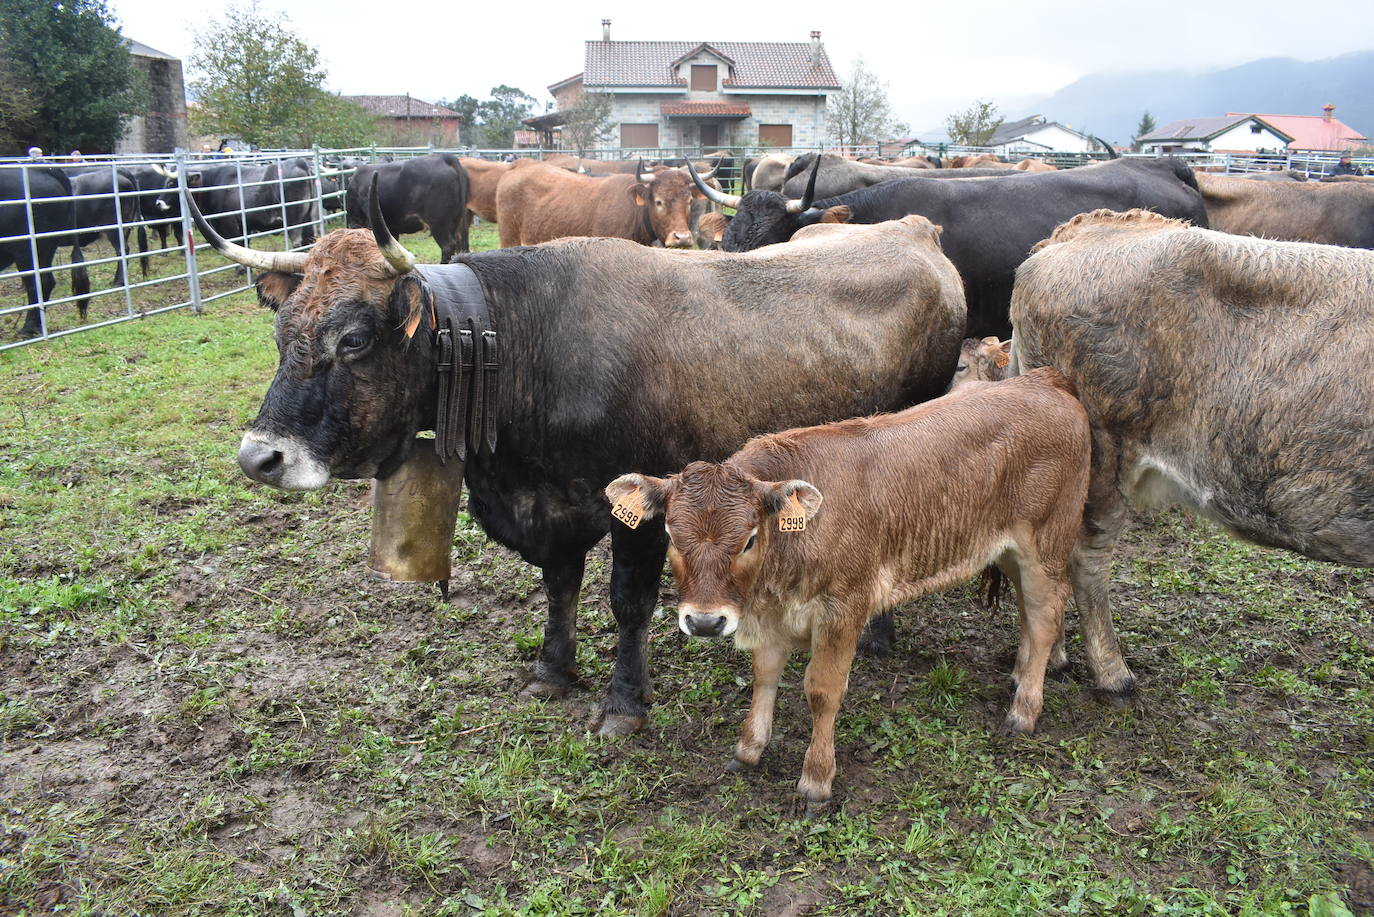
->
xmin=684 ymin=612 xmax=727 ymax=638
xmin=668 ymin=232 xmax=693 ymax=248
xmin=238 ymin=440 xmax=285 ymax=485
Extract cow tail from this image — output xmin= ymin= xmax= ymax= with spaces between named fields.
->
xmin=71 ymin=245 xmax=90 ymax=323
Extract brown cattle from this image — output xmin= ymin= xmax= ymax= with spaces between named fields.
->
xmin=1011 ymin=209 xmax=1374 ymax=699
xmin=607 ymin=369 xmax=1089 ymax=809
xmin=1194 ymin=172 xmax=1374 ymax=248
xmin=748 ymin=153 xmax=795 ymax=192
xmin=457 ymin=157 xmax=511 ymax=223
xmin=947 ymin=153 xmax=1008 ymax=169
xmin=495 ymin=160 xmax=706 ymax=248
xmin=1013 ymin=158 xmax=1057 ymax=172
xmin=951 ymin=336 xmax=1012 ymax=387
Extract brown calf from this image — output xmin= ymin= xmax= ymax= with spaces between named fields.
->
xmin=951 ymin=336 xmax=1013 ymax=388
xmin=607 ymin=369 xmax=1090 ymax=809
xmin=496 ymin=159 xmax=705 ymax=248
xmin=456 ymin=157 xmax=510 ymax=224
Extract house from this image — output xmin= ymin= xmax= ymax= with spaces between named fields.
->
xmin=1137 ymin=114 xmax=1294 ymax=154
xmin=531 ymin=20 xmax=840 ymax=153
xmin=985 ymin=116 xmax=1100 ymax=155
xmin=342 ymin=95 xmax=462 ymax=147
xmin=1225 ymin=105 xmax=1368 ymax=152
xmin=114 ymin=39 xmax=187 ymax=154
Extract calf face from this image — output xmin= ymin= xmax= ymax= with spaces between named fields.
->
xmin=605 ymin=463 xmax=822 ymax=637
xmin=950 ymin=336 xmax=1012 ymax=388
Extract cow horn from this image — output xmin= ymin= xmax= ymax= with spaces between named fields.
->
xmin=367 ymin=173 xmax=416 ymax=274
xmin=183 ymin=185 xmax=308 ymax=274
xmin=637 ymin=158 xmax=655 ymax=183
xmin=784 ymin=152 xmax=823 ymax=214
xmin=686 ymin=159 xmax=741 ymax=208
xmin=696 ymin=152 xmax=726 ymax=181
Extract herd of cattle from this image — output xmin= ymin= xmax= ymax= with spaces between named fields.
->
xmin=12 ymin=141 xmax=1374 ymax=808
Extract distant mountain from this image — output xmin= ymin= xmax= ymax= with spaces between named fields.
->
xmin=1017 ymin=51 xmax=1374 ymax=147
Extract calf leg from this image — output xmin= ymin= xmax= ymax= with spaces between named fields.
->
xmin=732 ymin=643 xmax=790 ymax=769
xmin=1073 ymin=436 xmax=1135 ymax=697
xmin=599 ymin=521 xmax=670 ymax=737
xmin=797 ymin=619 xmax=862 ymax=810
xmin=1002 ymin=557 xmax=1070 ymax=735
xmin=525 ymin=553 xmax=586 ymax=698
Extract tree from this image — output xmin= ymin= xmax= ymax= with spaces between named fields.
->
xmin=827 ymin=57 xmax=908 ymax=148
xmin=945 ymin=100 xmax=1003 ymax=147
xmin=301 ymin=93 xmax=378 ymax=149
xmin=189 ymin=1 xmax=337 ymax=148
xmin=440 ymin=94 xmax=480 ymax=146
xmin=560 ymin=91 xmax=613 ymax=152
xmin=1132 ymin=110 xmax=1157 ymax=152
xmin=476 ymin=85 xmax=536 ymax=148
xmin=0 ymin=0 xmax=146 ymax=154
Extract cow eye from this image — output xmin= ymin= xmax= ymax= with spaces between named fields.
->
xmin=339 ymin=330 xmax=372 ymax=353
xmin=956 ymin=362 xmax=968 ymax=373
xmin=741 ymin=528 xmax=758 ymax=554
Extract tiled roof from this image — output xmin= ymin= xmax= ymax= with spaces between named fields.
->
xmin=661 ymin=101 xmax=752 ymax=116
xmin=584 ymin=41 xmax=839 ymax=89
xmin=1228 ymin=112 xmax=1368 ymax=151
xmin=1138 ymin=115 xmax=1255 ymax=142
xmin=343 ymin=95 xmax=462 ymax=120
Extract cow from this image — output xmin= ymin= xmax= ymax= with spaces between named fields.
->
xmin=345 ymin=154 xmax=470 ymax=262
xmin=1194 ymin=173 xmax=1374 ymax=248
xmin=1013 ymin=158 xmax=1057 ymax=172
xmin=747 ymin=153 xmax=794 ymax=192
xmin=780 ymin=153 xmax=1022 ymax=199
xmin=457 ymin=157 xmax=511 ymax=226
xmin=605 ymin=368 xmax=1090 ymax=810
xmin=950 ymin=336 xmax=1012 ymax=388
xmin=1009 ymin=208 xmax=1374 ymax=701
xmin=694 ymin=156 xmax=1208 ymax=337
xmin=188 ymin=158 xmax=320 ymax=248
xmin=66 ymin=169 xmax=145 ymax=320
xmin=2 ymin=166 xmax=74 ymax=339
xmin=121 ymin=163 xmax=184 ymax=249
xmin=1241 ymin=170 xmax=1306 ymax=182
xmin=195 ymin=182 xmax=967 ymax=738
xmin=495 ymin=159 xmax=711 ymax=249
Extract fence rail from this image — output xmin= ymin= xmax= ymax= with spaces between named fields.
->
xmin=2 ymin=144 xmax=1370 ymax=350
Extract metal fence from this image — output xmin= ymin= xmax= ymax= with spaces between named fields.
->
xmin=3 ymin=144 xmax=1371 ymax=351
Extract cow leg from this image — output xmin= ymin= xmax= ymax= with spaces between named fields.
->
xmin=106 ymin=230 xmax=127 ymax=287
xmin=797 ymin=615 xmax=862 ymax=812
xmin=1072 ymin=435 xmax=1136 ymax=698
xmin=16 ymin=257 xmax=55 ymax=339
xmin=524 ymin=553 xmax=586 ymax=699
xmin=730 ymin=642 xmax=790 ymax=770
xmin=856 ymin=612 xmax=895 ymax=657
xmin=1001 ymin=554 xmax=1069 ymax=735
xmin=598 ymin=521 xmax=670 ymax=737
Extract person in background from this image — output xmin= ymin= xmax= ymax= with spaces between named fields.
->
xmin=1331 ymin=153 xmax=1363 ymax=176
xmin=69 ymin=150 xmax=83 ymax=162
xmin=27 ymin=146 xmax=42 ymax=160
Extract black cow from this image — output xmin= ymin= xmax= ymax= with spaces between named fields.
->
xmin=67 ymin=169 xmax=146 ymax=319
xmin=345 ymin=154 xmax=470 ymax=262
xmin=122 ymin=163 xmax=184 ymax=249
xmin=780 ymin=152 xmax=1023 ymax=198
xmin=2 ymin=166 xmax=74 ymax=339
xmin=191 ymin=183 xmax=966 ymax=738
xmin=187 ymin=158 xmax=318 ymax=247
xmin=693 ymin=157 xmax=1209 ymax=337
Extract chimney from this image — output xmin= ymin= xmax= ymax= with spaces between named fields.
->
xmin=1322 ymin=103 xmax=1335 ymax=122
xmin=810 ymin=31 xmax=822 ymax=64
xmin=602 ymin=19 xmax=611 ymax=41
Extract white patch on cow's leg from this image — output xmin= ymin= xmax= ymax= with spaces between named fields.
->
xmin=1071 ymin=489 xmax=1135 ymax=696
xmin=732 ymin=643 xmax=789 ymax=770
xmin=237 ymin=430 xmax=330 ymax=491
xmin=796 ymin=621 xmax=861 ymax=806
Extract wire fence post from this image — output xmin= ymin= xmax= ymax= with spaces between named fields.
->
xmin=311 ymin=146 xmax=326 ymax=243
xmin=175 ymin=151 xmax=203 ymax=314
xmin=19 ymin=164 xmax=50 ymax=340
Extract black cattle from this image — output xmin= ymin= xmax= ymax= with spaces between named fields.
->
xmin=692 ymin=157 xmax=1209 ymax=337
xmin=121 ymin=163 xmax=184 ymax=249
xmin=2 ymin=166 xmax=74 ymax=339
xmin=345 ymin=154 xmax=470 ymax=262
xmin=187 ymin=158 xmax=318 ymax=247
xmin=780 ymin=152 xmax=1024 ymax=197
xmin=193 ymin=181 xmax=966 ymax=738
xmin=66 ymin=170 xmax=146 ymax=319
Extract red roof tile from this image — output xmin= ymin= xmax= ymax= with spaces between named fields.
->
xmin=343 ymin=95 xmax=461 ymax=120
xmin=584 ymin=41 xmax=839 ymax=89
xmin=661 ymin=101 xmax=752 ymax=116
xmin=1225 ymin=111 xmax=1368 ymax=151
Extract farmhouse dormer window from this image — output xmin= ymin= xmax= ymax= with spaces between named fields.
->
xmin=690 ymin=65 xmax=717 ymax=91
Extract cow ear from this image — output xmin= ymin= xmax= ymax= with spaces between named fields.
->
xmin=187 ymin=172 xmax=203 ymax=188
xmin=994 ymin=339 xmax=1012 ymax=368
xmin=605 ymin=473 xmax=670 ymax=527
xmin=819 ymin=205 xmax=851 ymax=224
xmin=630 ymin=182 xmax=649 ymax=207
xmin=761 ymin=479 xmax=823 ymax=521
xmin=389 ymin=275 xmax=435 ymax=340
xmin=255 ymin=272 xmax=301 ymax=312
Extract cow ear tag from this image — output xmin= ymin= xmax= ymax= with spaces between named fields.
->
xmin=778 ymin=493 xmax=807 ymax=533
xmin=993 ymin=350 xmax=1010 ymax=369
xmin=611 ymin=487 xmax=645 ymax=529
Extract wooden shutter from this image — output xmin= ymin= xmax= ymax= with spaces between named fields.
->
xmin=620 ymin=123 xmax=659 ymax=148
xmin=690 ymin=65 xmax=717 ymax=91
xmin=758 ymin=124 xmax=793 ymax=147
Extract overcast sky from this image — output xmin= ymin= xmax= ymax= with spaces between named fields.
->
xmin=109 ymin=0 xmax=1374 ymax=135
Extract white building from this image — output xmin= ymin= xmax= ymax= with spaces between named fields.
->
xmin=1136 ymin=115 xmax=1293 ymax=154
xmin=986 ymin=116 xmax=1101 ymax=155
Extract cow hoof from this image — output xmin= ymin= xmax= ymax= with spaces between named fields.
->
xmin=596 ymin=712 xmax=645 ymax=738
xmin=1096 ymin=684 xmax=1137 ymax=709
xmin=800 ymin=796 xmax=832 ymax=819
xmin=726 ymin=756 xmax=757 ymax=773
xmin=520 ymin=678 xmax=570 ymax=700
xmin=995 ymin=716 xmax=1035 ymax=738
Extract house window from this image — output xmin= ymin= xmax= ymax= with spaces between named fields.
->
xmin=1250 ymin=123 xmax=1263 ymax=134
xmin=690 ymin=65 xmax=717 ymax=91
xmin=620 ymin=123 xmax=660 ymax=148
xmin=758 ymin=124 xmax=793 ymax=147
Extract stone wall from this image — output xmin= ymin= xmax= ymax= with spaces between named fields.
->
xmin=599 ymin=92 xmax=829 ymax=153
xmin=116 ymin=54 xmax=188 ymax=154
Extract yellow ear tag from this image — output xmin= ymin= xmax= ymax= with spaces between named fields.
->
xmin=993 ymin=350 xmax=1010 ymax=369
xmin=611 ymin=487 xmax=645 ymax=529
xmin=778 ymin=493 xmax=807 ymax=533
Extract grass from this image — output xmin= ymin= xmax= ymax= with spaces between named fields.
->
xmin=0 ymin=219 xmax=1371 ymax=915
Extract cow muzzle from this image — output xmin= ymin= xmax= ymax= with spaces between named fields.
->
xmin=679 ymin=605 xmax=739 ymax=638
xmin=667 ymin=231 xmax=694 ymax=249
xmin=237 ymin=431 xmax=330 ymax=491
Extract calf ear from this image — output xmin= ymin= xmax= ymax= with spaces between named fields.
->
xmin=762 ymin=480 xmax=823 ymax=521
xmin=819 ymin=205 xmax=851 ymax=224
xmin=255 ymin=272 xmax=302 ymax=312
xmin=994 ymin=339 xmax=1013 ymax=368
xmin=606 ymin=473 xmax=670 ymax=527
xmin=629 ymin=182 xmax=650 ymax=207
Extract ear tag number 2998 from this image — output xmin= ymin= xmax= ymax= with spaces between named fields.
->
xmin=612 ymin=488 xmax=645 ymax=529
xmin=778 ymin=493 xmax=807 ymax=533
